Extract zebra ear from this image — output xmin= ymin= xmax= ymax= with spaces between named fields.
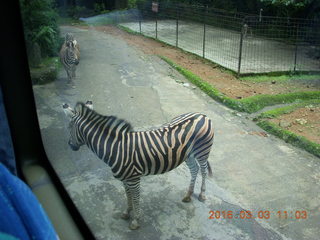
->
xmin=85 ymin=100 xmax=93 ymax=110
xmin=63 ymin=103 xmax=75 ymax=118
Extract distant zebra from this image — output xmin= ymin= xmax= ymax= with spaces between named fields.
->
xmin=59 ymin=33 xmax=80 ymax=84
xmin=63 ymin=101 xmax=214 ymax=230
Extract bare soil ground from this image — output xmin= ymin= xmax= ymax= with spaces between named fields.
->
xmin=79 ymin=25 xmax=320 ymax=145
xmin=269 ymin=105 xmax=320 ymax=144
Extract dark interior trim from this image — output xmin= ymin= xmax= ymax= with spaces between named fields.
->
xmin=0 ymin=1 xmax=95 ymax=239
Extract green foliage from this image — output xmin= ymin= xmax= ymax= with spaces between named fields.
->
xmin=160 ymin=56 xmax=246 ymax=112
xmin=259 ymin=0 xmax=317 ymax=17
xmin=30 ymin=57 xmax=59 ymax=85
xmin=94 ymin=2 xmax=106 ymax=13
xmin=260 ymin=0 xmax=312 ymax=8
xmin=128 ymin=0 xmax=138 ymax=8
xmin=254 ymin=99 xmax=320 ymax=120
xmin=161 ymin=56 xmax=320 ymax=113
xmin=240 ymin=91 xmax=320 ymax=113
xmin=67 ymin=5 xmax=87 ymax=19
xmin=255 ymin=99 xmax=320 ymax=157
xmin=240 ymin=74 xmax=320 ymax=83
xmin=20 ymin=0 xmax=60 ymax=59
xmin=257 ymin=121 xmax=320 ymax=157
xmin=118 ymin=25 xmax=140 ymax=34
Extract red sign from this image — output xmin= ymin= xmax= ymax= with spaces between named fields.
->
xmin=152 ymin=2 xmax=158 ymax=13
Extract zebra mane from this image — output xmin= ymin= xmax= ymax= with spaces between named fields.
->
xmin=75 ymin=102 xmax=133 ymax=133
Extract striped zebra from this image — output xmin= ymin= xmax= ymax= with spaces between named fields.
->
xmin=59 ymin=33 xmax=80 ymax=84
xmin=63 ymin=101 xmax=214 ymax=230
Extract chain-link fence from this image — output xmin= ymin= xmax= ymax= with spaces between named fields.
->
xmin=120 ymin=2 xmax=320 ymax=75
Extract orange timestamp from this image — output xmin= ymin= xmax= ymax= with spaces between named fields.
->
xmin=208 ymin=210 xmax=308 ymax=220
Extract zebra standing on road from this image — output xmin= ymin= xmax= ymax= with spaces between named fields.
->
xmin=59 ymin=33 xmax=80 ymax=85
xmin=63 ymin=101 xmax=214 ymax=230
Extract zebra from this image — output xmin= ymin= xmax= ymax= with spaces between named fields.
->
xmin=59 ymin=33 xmax=80 ymax=85
xmin=63 ymin=101 xmax=214 ymax=230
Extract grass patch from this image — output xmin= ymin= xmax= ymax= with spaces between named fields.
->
xmin=30 ymin=57 xmax=60 ymax=85
xmin=161 ymin=56 xmax=320 ymax=113
xmin=161 ymin=56 xmax=246 ymax=112
xmin=240 ymin=73 xmax=320 ymax=83
xmin=257 ymin=121 xmax=320 ymax=158
xmin=239 ymin=92 xmax=320 ymax=113
xmin=255 ymin=100 xmax=320 ymax=158
xmin=117 ymin=25 xmax=141 ymax=35
xmin=254 ymin=100 xmax=320 ymax=120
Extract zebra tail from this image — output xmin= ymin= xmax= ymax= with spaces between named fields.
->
xmin=207 ymin=162 xmax=213 ymax=178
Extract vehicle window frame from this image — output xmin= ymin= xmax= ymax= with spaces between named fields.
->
xmin=0 ymin=1 xmax=95 ymax=239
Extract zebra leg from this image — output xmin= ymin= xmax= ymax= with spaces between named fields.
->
xmin=182 ymin=156 xmax=199 ymax=202
xmin=72 ymin=66 xmax=76 ymax=80
xmin=197 ymin=157 xmax=209 ymax=202
xmin=125 ymin=179 xmax=141 ymax=230
xmin=66 ymin=69 xmax=72 ymax=83
xmin=121 ymin=182 xmax=133 ymax=220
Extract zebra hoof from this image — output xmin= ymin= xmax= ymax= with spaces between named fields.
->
xmin=121 ymin=212 xmax=130 ymax=220
xmin=198 ymin=194 xmax=206 ymax=202
xmin=182 ymin=196 xmax=191 ymax=203
xmin=129 ymin=219 xmax=140 ymax=230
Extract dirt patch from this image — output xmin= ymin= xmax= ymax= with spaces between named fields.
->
xmin=77 ymin=25 xmax=320 ymax=145
xmin=269 ymin=106 xmax=320 ymax=144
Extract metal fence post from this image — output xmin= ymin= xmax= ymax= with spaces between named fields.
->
xmin=202 ymin=6 xmax=207 ymax=58
xmin=238 ymin=22 xmax=245 ymax=76
xmin=176 ymin=6 xmax=179 ymax=47
xmin=293 ymin=24 xmax=299 ymax=72
xmin=139 ymin=20 xmax=141 ymax=34
xmin=155 ymin=14 xmax=158 ymax=39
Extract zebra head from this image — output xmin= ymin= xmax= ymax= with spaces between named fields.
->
xmin=65 ymin=33 xmax=74 ymax=43
xmin=63 ymin=101 xmax=93 ymax=151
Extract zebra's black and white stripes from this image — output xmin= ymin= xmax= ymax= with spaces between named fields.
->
xmin=63 ymin=101 xmax=214 ymax=230
xmin=59 ymin=33 xmax=80 ymax=84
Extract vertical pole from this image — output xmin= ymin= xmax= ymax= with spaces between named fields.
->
xmin=176 ymin=6 xmax=179 ymax=47
xmin=294 ymin=44 xmax=298 ymax=72
xmin=259 ymin=9 xmax=263 ymax=22
xmin=139 ymin=20 xmax=141 ymax=34
xmin=202 ymin=6 xmax=207 ymax=58
xmin=238 ymin=23 xmax=244 ymax=76
xmin=203 ymin=23 xmax=206 ymax=58
xmin=293 ymin=25 xmax=299 ymax=72
xmin=155 ymin=14 xmax=158 ymax=39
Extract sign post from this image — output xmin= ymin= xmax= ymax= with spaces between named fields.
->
xmin=152 ymin=2 xmax=159 ymax=39
xmin=152 ymin=2 xmax=158 ymax=13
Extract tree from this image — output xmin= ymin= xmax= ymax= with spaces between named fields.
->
xmin=20 ymin=0 xmax=60 ymax=65
xmin=259 ymin=0 xmax=317 ymax=18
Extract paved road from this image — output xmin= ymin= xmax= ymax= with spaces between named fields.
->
xmin=33 ymin=25 xmax=320 ymax=240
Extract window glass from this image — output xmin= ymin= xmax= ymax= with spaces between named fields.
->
xmin=19 ymin=0 xmax=319 ymax=239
